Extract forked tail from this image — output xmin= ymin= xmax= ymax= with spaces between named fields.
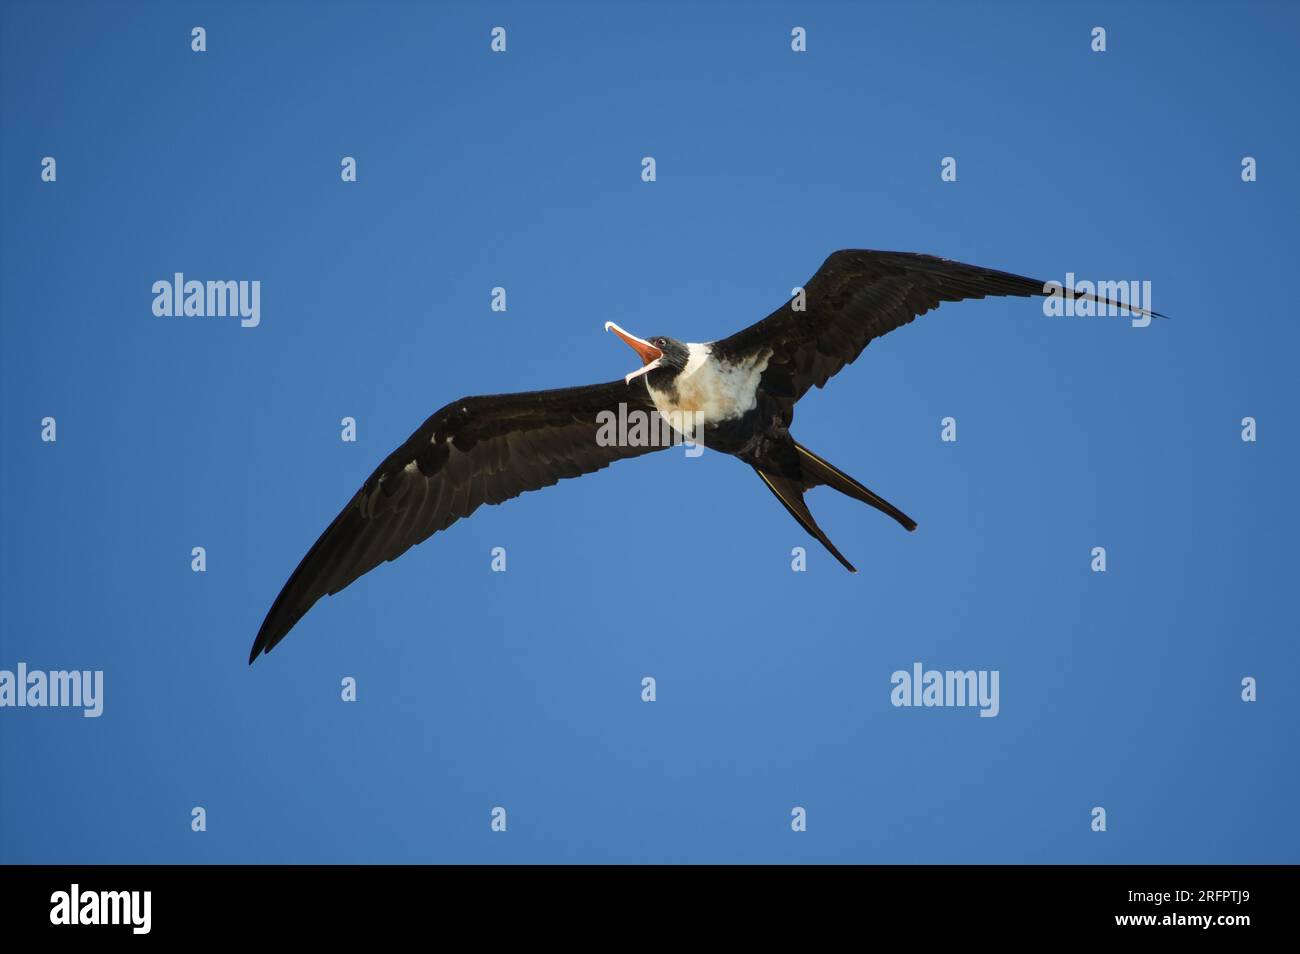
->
xmin=794 ymin=442 xmax=917 ymax=532
xmin=753 ymin=468 xmax=858 ymax=573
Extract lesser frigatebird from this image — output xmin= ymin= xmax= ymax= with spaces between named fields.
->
xmin=250 ymin=250 xmax=1161 ymax=661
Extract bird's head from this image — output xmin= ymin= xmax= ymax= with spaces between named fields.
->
xmin=605 ymin=322 xmax=689 ymax=387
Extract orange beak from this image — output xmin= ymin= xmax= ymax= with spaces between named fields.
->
xmin=605 ymin=322 xmax=664 ymax=384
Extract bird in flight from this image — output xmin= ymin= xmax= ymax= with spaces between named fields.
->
xmin=250 ymin=250 xmax=1162 ymax=662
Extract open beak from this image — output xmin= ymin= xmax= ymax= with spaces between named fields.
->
xmin=605 ymin=321 xmax=664 ymax=384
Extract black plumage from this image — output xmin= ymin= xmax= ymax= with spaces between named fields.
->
xmin=252 ymin=249 xmax=1162 ymax=661
xmin=711 ymin=249 xmax=1161 ymax=423
xmin=250 ymin=382 xmax=662 ymax=661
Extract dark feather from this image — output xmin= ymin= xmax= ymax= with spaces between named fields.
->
xmin=250 ymin=380 xmax=661 ymax=661
xmin=713 ymin=249 xmax=1166 ymax=423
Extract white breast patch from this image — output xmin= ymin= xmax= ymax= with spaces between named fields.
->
xmin=646 ymin=343 xmax=768 ymax=439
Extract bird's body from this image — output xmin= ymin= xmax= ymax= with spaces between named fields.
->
xmin=250 ymin=249 xmax=1164 ymax=662
xmin=646 ymin=343 xmax=767 ymax=430
xmin=639 ymin=341 xmax=769 ymax=450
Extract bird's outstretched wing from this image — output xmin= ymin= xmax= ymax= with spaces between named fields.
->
xmin=712 ymin=249 xmax=1165 ymax=420
xmin=250 ymin=380 xmax=662 ymax=662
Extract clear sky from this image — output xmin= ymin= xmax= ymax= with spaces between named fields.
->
xmin=1 ymin=0 xmax=1296 ymax=863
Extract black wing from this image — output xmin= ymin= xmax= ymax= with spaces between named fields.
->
xmin=250 ymin=380 xmax=662 ymax=662
xmin=713 ymin=249 xmax=1164 ymax=422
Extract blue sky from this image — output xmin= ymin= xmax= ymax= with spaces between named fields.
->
xmin=1 ymin=0 xmax=1296 ymax=863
